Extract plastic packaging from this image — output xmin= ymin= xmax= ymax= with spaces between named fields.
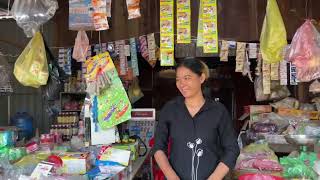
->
xmin=11 ymin=0 xmax=58 ymax=37
xmin=254 ymin=76 xmax=270 ymax=102
xmin=287 ymin=20 xmax=320 ymax=82
xmin=299 ymin=103 xmax=316 ymax=111
xmin=269 ymin=81 xmax=291 ymax=100
xmin=13 ymin=32 xmax=49 ymax=88
xmin=0 ymin=130 xmax=14 ymax=148
xmin=72 ymin=31 xmax=89 ymax=62
xmin=270 ymin=97 xmax=299 ymax=109
xmin=126 ymin=0 xmax=141 ymax=19
xmin=309 ymin=80 xmax=320 ymax=94
xmin=260 ymin=0 xmax=287 ymax=64
xmin=239 ymin=174 xmax=284 ymax=180
xmin=251 ymin=122 xmax=278 ymax=134
xmin=280 ymin=156 xmax=317 ymax=179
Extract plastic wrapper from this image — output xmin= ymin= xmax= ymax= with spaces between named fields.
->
xmin=128 ymin=77 xmax=144 ymax=104
xmin=0 ymin=130 xmax=14 ymax=148
xmin=304 ymin=125 xmax=320 ymax=136
xmin=236 ymin=143 xmax=282 ymax=172
xmin=11 ymin=0 xmax=58 ymax=37
xmin=260 ymin=0 xmax=287 ymax=64
xmin=239 ymin=173 xmax=284 ymax=180
xmin=287 ymin=20 xmax=320 ymax=82
xmin=13 ymin=32 xmax=49 ymax=88
xmin=269 ymin=81 xmax=290 ymax=100
xmin=126 ymin=0 xmax=141 ymax=19
xmin=280 ymin=156 xmax=317 ymax=179
xmin=309 ymin=80 xmax=320 ymax=94
xmin=72 ymin=31 xmax=89 ymax=62
xmin=270 ymin=97 xmax=299 ymax=109
xmin=299 ymin=103 xmax=316 ymax=111
xmin=251 ymin=122 xmax=278 ymax=134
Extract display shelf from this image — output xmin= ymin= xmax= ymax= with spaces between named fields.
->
xmin=61 ymin=110 xmax=82 ymax=112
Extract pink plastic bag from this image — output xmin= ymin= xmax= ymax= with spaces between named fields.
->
xmin=239 ymin=174 xmax=284 ymax=180
xmin=287 ymin=20 xmax=320 ymax=82
xmin=72 ymin=30 xmax=89 ymax=62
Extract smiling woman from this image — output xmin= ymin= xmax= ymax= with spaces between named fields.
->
xmin=153 ymin=58 xmax=240 ymax=180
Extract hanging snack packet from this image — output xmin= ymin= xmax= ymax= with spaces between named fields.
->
xmin=126 ymin=0 xmax=141 ymax=19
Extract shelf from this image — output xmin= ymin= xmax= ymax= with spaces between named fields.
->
xmin=61 ymin=110 xmax=82 ymax=112
xmin=61 ymin=92 xmax=87 ymax=95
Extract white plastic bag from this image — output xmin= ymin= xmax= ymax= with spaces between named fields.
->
xmin=72 ymin=31 xmax=89 ymax=62
xmin=11 ymin=0 xmax=58 ymax=37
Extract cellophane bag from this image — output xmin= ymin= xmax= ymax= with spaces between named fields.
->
xmin=72 ymin=30 xmax=89 ymax=62
xmin=11 ymin=0 xmax=58 ymax=37
xmin=287 ymin=20 xmax=320 ymax=82
xmin=13 ymin=32 xmax=49 ymax=88
xmin=239 ymin=173 xmax=284 ymax=180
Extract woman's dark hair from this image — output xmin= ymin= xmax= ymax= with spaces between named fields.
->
xmin=176 ymin=58 xmax=211 ymax=98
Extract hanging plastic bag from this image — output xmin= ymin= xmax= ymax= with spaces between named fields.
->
xmin=126 ymin=0 xmax=141 ymax=19
xmin=287 ymin=20 xmax=320 ymax=82
xmin=72 ymin=31 xmax=89 ymax=62
xmin=260 ymin=0 xmax=287 ymax=64
xmin=13 ymin=32 xmax=49 ymax=88
xmin=11 ymin=0 xmax=58 ymax=37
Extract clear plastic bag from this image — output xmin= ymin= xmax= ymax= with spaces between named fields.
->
xmin=13 ymin=32 xmax=49 ymax=88
xmin=11 ymin=0 xmax=58 ymax=37
xmin=239 ymin=174 xmax=284 ymax=180
xmin=287 ymin=20 xmax=320 ymax=82
xmin=72 ymin=31 xmax=89 ymax=62
xmin=269 ymin=81 xmax=291 ymax=100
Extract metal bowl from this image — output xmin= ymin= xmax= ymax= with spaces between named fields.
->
xmin=284 ymin=135 xmax=318 ymax=145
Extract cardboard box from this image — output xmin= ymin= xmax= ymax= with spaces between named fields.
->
xmin=60 ymin=152 xmax=91 ymax=175
xmin=277 ymin=108 xmax=320 ymax=120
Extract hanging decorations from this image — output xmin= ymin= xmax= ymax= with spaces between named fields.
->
xmin=235 ymin=42 xmax=246 ymax=72
xmin=262 ymin=61 xmax=271 ymax=95
xmin=177 ymin=0 xmax=191 ymax=44
xmin=160 ymin=0 xmax=175 ymax=66
xmin=118 ymin=40 xmax=128 ymax=76
xmin=260 ymin=0 xmax=287 ymax=64
xmin=197 ymin=0 xmax=204 ymax=47
xmin=202 ymin=0 xmax=218 ymax=53
xmin=147 ymin=33 xmax=157 ymax=66
xmin=58 ymin=48 xmax=72 ymax=75
xmin=126 ymin=0 xmax=141 ymax=19
xmin=279 ymin=60 xmax=287 ymax=85
xmin=85 ymin=52 xmax=131 ymax=129
xmin=219 ymin=40 xmax=229 ymax=62
xmin=69 ymin=0 xmax=109 ymax=31
xmin=130 ymin=38 xmax=139 ymax=76
xmin=270 ymin=63 xmax=280 ymax=81
xmin=91 ymin=0 xmax=109 ymax=30
xmin=138 ymin=36 xmax=149 ymax=62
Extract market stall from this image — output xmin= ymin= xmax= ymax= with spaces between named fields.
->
xmin=1 ymin=0 xmax=320 ymax=179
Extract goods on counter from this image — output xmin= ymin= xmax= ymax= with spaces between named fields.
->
xmin=236 ymin=143 xmax=283 ymax=172
xmin=60 ymin=152 xmax=91 ymax=175
xmin=280 ymin=155 xmax=317 ymax=179
xmin=239 ymin=173 xmax=284 ymax=180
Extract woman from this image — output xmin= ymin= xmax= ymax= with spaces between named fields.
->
xmin=153 ymin=58 xmax=240 ymax=180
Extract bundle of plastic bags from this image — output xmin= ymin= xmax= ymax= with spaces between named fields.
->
xmin=11 ymin=0 xmax=58 ymax=37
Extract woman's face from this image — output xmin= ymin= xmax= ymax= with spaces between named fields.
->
xmin=176 ymin=66 xmax=205 ymax=99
